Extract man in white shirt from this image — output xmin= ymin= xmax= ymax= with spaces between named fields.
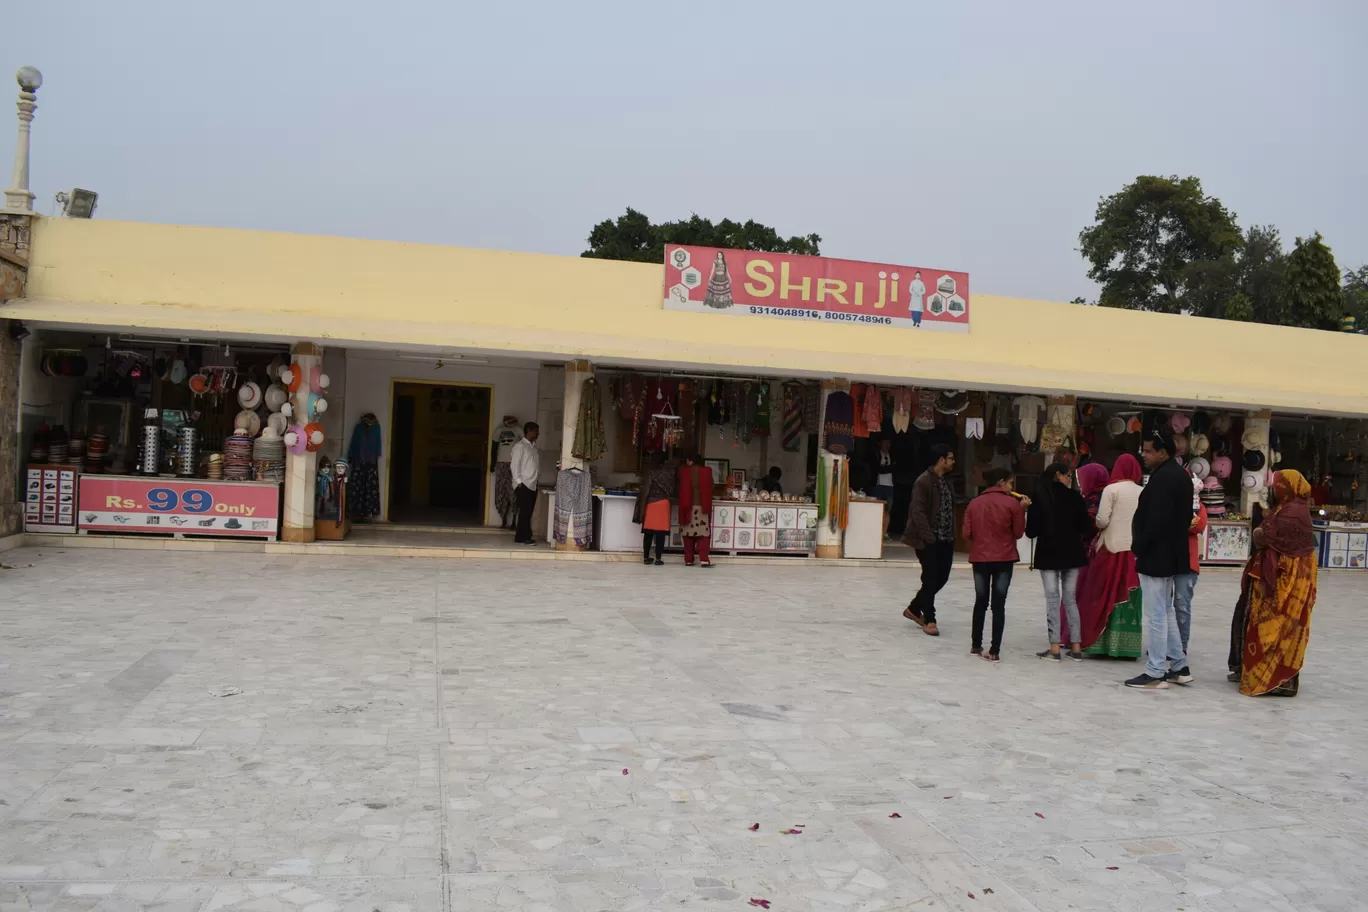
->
xmin=909 ymin=271 xmax=926 ymax=327
xmin=510 ymin=422 xmax=541 ymax=544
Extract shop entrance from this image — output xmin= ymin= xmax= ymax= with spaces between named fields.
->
xmin=387 ymin=380 xmax=492 ymax=526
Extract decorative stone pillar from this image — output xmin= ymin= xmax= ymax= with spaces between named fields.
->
xmin=557 ymin=360 xmax=594 ymax=551
xmin=3 ymin=67 xmax=41 ymax=214
xmin=0 ymin=222 xmax=29 ymax=539
xmin=281 ymin=342 xmax=323 ymax=543
xmin=815 ymin=378 xmax=849 ymax=559
xmin=1241 ymin=410 xmax=1273 ymax=515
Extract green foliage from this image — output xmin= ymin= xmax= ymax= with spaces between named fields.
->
xmin=1283 ymin=233 xmax=1342 ymax=330
xmin=1078 ymin=175 xmax=1242 ymax=314
xmin=582 ymin=208 xmax=821 ymax=263
xmin=1343 ymin=266 xmax=1368 ymax=329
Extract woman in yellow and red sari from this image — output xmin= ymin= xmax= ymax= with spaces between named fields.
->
xmin=1229 ymin=469 xmax=1318 ymax=697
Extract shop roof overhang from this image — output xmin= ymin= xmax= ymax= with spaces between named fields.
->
xmin=6 ymin=216 xmax=1368 ymax=418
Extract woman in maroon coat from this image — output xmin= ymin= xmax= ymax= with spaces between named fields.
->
xmin=678 ymin=453 xmax=715 ymax=568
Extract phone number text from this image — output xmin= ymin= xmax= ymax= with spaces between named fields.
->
xmin=747 ymin=306 xmax=893 ymax=325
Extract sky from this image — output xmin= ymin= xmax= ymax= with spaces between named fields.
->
xmin=8 ymin=0 xmax=1367 ymax=302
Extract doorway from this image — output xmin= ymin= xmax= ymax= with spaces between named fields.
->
xmin=387 ymin=381 xmax=493 ymax=526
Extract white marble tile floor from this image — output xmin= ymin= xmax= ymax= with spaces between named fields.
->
xmin=1 ymin=548 xmax=1365 ymax=911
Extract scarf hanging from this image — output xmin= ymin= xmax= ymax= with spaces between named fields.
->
xmin=802 ymin=382 xmax=821 ymax=432
xmin=892 ymin=387 xmax=913 ymax=434
xmin=837 ymin=457 xmax=850 ymax=531
xmin=753 ymin=382 xmax=771 ymax=436
xmin=828 ymin=457 xmax=841 ymax=533
xmin=816 ymin=453 xmax=827 ymax=522
xmin=862 ymin=384 xmax=884 ymax=434
xmin=782 ymin=383 xmax=805 ymax=451
xmin=572 ymin=376 xmax=607 ymax=461
xmin=823 ymin=391 xmax=856 ymax=455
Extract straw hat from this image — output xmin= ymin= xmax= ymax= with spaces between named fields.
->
xmin=304 ymin=422 xmax=326 ymax=452
xmin=1241 ymin=427 xmax=1268 ymax=450
xmin=1241 ymin=471 xmax=1262 ymax=489
xmin=1189 ymin=433 xmax=1210 ymax=456
xmin=1211 ymin=455 xmax=1234 ymax=479
xmin=237 ymin=381 xmax=263 ymax=410
xmin=1106 ymin=416 xmax=1126 ymax=437
xmin=1188 ymin=456 xmax=1211 ymax=479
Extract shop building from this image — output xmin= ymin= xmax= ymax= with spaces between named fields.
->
xmin=2 ymin=215 xmax=1367 ymax=569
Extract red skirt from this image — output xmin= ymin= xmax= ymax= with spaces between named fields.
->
xmin=1072 ymin=545 xmax=1140 ymax=648
xmin=643 ymin=499 xmax=671 ymax=532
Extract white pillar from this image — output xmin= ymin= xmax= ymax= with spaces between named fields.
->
xmin=3 ymin=68 xmax=41 ymax=214
xmin=282 ymin=342 xmax=323 ymax=543
xmin=815 ymin=378 xmax=848 ymax=559
xmin=558 ymin=359 xmax=594 ymax=551
xmin=1240 ymin=410 xmax=1273 ymax=515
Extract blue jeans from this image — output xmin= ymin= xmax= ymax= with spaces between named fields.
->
xmin=1173 ymin=571 xmax=1198 ymax=655
xmin=972 ymin=562 xmax=1014 ymax=655
xmin=1139 ymin=573 xmax=1187 ymax=678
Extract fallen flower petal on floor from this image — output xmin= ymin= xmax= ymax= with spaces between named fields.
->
xmin=782 ymin=828 xmax=804 ymax=835
xmin=748 ymin=900 xmax=771 ymax=909
xmin=1035 ymin=812 xmax=1045 ymax=819
xmin=1106 ymin=866 xmax=1120 ymax=871
xmin=967 ymin=892 xmax=975 ymax=899
xmin=889 ymin=812 xmax=902 ymax=818
xmin=748 ymin=823 xmax=760 ymax=831
xmin=622 ymin=769 xmax=629 ymax=775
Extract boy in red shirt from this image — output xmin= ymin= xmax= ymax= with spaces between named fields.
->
xmin=962 ymin=468 xmax=1030 ymax=661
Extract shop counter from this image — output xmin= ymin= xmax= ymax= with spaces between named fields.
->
xmin=1314 ymin=520 xmax=1368 ymax=569
xmin=77 ymin=475 xmax=281 ymax=540
xmin=593 ymin=493 xmax=640 ymax=552
xmin=708 ymin=500 xmax=817 ymax=555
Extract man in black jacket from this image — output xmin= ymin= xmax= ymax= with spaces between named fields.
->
xmin=1126 ymin=428 xmax=1194 ymax=690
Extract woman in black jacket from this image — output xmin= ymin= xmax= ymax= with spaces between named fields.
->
xmin=1026 ymin=462 xmax=1093 ymax=660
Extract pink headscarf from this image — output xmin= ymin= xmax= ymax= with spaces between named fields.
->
xmin=1110 ymin=453 xmax=1143 ymax=484
xmin=1077 ymin=463 xmax=1110 ymax=498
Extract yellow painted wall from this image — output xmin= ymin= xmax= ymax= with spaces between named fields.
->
xmin=10 ymin=216 xmax=1368 ymax=416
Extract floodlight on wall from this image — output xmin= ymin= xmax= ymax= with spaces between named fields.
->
xmin=55 ymin=188 xmax=97 ymax=218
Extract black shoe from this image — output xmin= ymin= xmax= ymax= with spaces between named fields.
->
xmin=1067 ymin=650 xmax=1085 ymax=662
xmin=1125 ymin=673 xmax=1170 ymax=690
xmin=653 ymin=559 xmax=664 ymax=566
xmin=644 ymin=558 xmax=654 ymax=565
xmin=1227 ymin=670 xmax=1240 ymax=683
xmin=1166 ymin=667 xmax=1194 ymax=685
xmin=1036 ymin=649 xmax=1062 ymax=661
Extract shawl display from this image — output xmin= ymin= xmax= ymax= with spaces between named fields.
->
xmin=891 ymin=387 xmax=913 ymax=434
xmin=837 ymin=457 xmax=850 ymax=531
xmin=753 ymin=382 xmax=771 ymax=436
xmin=802 ymin=382 xmax=821 ymax=432
xmin=862 ymin=385 xmax=884 ymax=434
xmin=815 ymin=453 xmax=828 ymax=522
xmin=782 ymin=383 xmax=805 ymax=452
xmin=1241 ymin=470 xmax=1318 ymax=696
xmin=851 ymin=384 xmax=869 ymax=438
xmin=618 ymin=375 xmax=647 ymax=446
xmin=553 ymin=468 xmax=593 ymax=548
xmin=828 ymin=457 xmax=840 ymax=532
xmin=572 ymin=377 xmax=607 ymax=461
xmin=913 ymin=390 xmax=937 ymax=431
xmin=823 ymin=391 xmax=856 ymax=455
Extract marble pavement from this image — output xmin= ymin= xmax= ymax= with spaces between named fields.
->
xmin=0 ymin=547 xmax=1364 ymax=911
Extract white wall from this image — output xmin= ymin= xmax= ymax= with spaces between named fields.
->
xmin=342 ymin=352 xmax=541 ymax=524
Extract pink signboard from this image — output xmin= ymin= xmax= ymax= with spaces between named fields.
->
xmin=78 ymin=476 xmax=280 ymax=538
xmin=663 ymin=245 xmax=969 ymax=332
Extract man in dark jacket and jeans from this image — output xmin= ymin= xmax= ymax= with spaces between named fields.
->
xmin=902 ymin=444 xmax=957 ymax=637
xmin=1127 ymin=428 xmax=1195 ymax=689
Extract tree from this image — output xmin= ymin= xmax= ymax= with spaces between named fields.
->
xmin=1343 ymin=265 xmax=1368 ymax=329
xmin=1282 ymin=232 xmax=1341 ymax=331
xmin=582 ymin=208 xmax=821 ymax=263
xmin=1078 ymin=175 xmax=1243 ymax=313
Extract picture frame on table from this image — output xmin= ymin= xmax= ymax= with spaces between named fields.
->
xmin=728 ymin=469 xmax=747 ymax=486
xmin=705 ymin=458 xmax=729 ymax=479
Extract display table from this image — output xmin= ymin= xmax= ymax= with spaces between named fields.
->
xmin=593 ymin=493 xmax=639 ymax=552
xmin=1314 ymin=521 xmax=1368 ymax=569
xmin=25 ymin=464 xmax=78 ymax=534
xmin=1199 ymin=519 xmax=1252 ymax=566
xmin=843 ymin=500 xmax=884 ymax=559
xmin=708 ymin=501 xmax=817 ymax=555
xmin=78 ymin=475 xmax=281 ymax=540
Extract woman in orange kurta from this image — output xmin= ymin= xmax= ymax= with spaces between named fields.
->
xmin=1233 ymin=470 xmax=1318 ymax=697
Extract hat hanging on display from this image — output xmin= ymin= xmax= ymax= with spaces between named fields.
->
xmin=1241 ymin=471 xmax=1261 ymax=490
xmin=935 ymin=390 xmax=969 ymax=414
xmin=1242 ymin=427 xmax=1269 ymax=450
xmin=1189 ymin=456 xmax=1211 ymax=479
xmin=237 ymin=381 xmax=263 ymax=410
xmin=303 ymin=392 xmax=328 ymax=420
xmin=1126 ymin=415 xmax=1143 ymax=434
xmin=304 ymin=422 xmax=326 ymax=452
xmin=280 ymin=401 xmax=294 ymax=418
xmin=1170 ymin=412 xmax=1192 ymax=434
xmin=264 ymin=384 xmax=288 ymax=412
xmin=1212 ymin=455 xmax=1234 ymax=479
xmin=1271 ymin=449 xmax=1282 ymax=466
xmin=1191 ymin=410 xmax=1211 ymax=435
xmin=267 ymin=411 xmax=288 ymax=436
xmin=188 ymin=373 xmax=210 ymax=395
xmin=1202 ymin=475 xmax=1223 ymax=490
xmin=281 ymin=362 xmax=303 ymax=393
xmin=1106 ymin=416 xmax=1126 ymax=437
xmin=309 ymin=367 xmax=331 ymax=392
xmin=1211 ymin=413 xmax=1233 ymax=434
xmin=1243 ymin=449 xmax=1266 ymax=471
xmin=169 ymin=359 xmax=187 ymax=385
xmin=1173 ymin=434 xmax=1189 ymax=456
xmin=1189 ymin=433 xmax=1210 ymax=456
xmin=233 ymin=409 xmax=262 ymax=437
xmin=284 ymin=424 xmax=308 ymax=455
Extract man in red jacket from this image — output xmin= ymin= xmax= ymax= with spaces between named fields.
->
xmin=962 ymin=468 xmax=1029 ymax=661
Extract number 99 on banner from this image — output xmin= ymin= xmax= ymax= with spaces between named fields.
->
xmin=146 ymin=488 xmax=214 ymax=513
